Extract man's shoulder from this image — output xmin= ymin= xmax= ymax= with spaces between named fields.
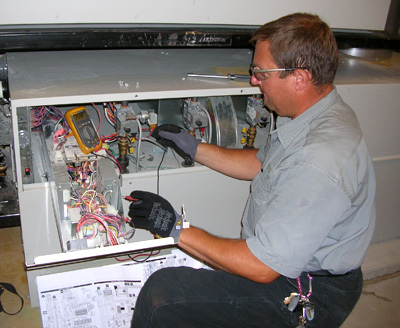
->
xmin=294 ymin=101 xmax=364 ymax=176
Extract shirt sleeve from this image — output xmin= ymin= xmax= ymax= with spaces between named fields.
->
xmin=246 ymin=162 xmax=351 ymax=278
xmin=256 ymin=142 xmax=268 ymax=163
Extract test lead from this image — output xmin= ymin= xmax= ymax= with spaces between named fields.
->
xmin=124 ymin=196 xmax=139 ymax=202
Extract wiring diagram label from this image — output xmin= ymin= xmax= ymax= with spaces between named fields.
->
xmin=37 ymin=250 xmax=211 ymax=328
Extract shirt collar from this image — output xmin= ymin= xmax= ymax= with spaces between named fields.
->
xmin=274 ymin=88 xmax=339 ymax=149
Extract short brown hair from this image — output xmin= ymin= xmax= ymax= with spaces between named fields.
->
xmin=251 ymin=13 xmax=338 ymax=86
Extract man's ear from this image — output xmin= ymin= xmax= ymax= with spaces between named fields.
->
xmin=293 ymin=69 xmax=310 ymax=91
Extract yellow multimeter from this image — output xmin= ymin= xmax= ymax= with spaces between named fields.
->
xmin=65 ymin=106 xmax=102 ymax=154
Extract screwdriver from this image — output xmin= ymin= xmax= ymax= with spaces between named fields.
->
xmin=187 ymin=73 xmax=251 ymax=80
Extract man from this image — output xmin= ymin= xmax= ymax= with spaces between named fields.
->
xmin=128 ymin=13 xmax=376 ymax=327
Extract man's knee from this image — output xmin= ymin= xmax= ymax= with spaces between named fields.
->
xmin=132 ymin=267 xmax=192 ymax=326
xmin=138 ymin=267 xmax=191 ymax=307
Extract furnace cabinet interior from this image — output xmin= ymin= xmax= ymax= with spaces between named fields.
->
xmin=7 ymin=47 xmax=400 ymax=306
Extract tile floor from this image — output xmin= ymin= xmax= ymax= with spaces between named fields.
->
xmin=1 ymin=226 xmax=399 ymax=328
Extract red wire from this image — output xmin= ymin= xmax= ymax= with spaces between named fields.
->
xmin=104 ymin=148 xmax=122 ymax=173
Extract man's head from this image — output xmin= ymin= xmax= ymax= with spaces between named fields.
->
xmin=251 ymin=13 xmax=338 ymax=87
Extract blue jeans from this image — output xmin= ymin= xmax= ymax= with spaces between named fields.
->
xmin=131 ymin=266 xmax=362 ymax=328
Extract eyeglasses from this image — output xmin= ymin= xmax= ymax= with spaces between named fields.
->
xmin=250 ymin=65 xmax=307 ymax=81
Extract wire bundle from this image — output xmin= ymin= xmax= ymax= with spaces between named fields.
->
xmin=76 ymin=212 xmax=125 ymax=246
xmin=102 ymin=132 xmax=119 ymax=143
xmin=69 ymin=163 xmax=134 ymax=246
xmin=68 ymin=161 xmax=97 ymax=190
xmin=31 ymin=106 xmax=68 ymax=129
xmin=104 ymin=102 xmax=116 ymax=126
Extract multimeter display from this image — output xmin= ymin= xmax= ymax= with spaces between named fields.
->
xmin=73 ymin=110 xmax=88 ymax=122
xmin=65 ymin=106 xmax=102 ymax=154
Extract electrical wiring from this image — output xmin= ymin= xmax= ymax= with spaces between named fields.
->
xmin=171 ymin=148 xmax=182 ymax=167
xmin=49 ymin=105 xmax=69 ymax=130
xmin=135 ymin=118 xmax=142 ymax=173
xmin=54 ymin=133 xmax=69 ymax=150
xmin=36 ymin=102 xmax=144 ymax=251
xmin=200 ymin=106 xmax=213 ymax=143
xmin=127 ymin=155 xmax=141 ymax=169
xmin=141 ymin=126 xmax=156 ymax=138
xmin=104 ymin=148 xmax=123 ymax=175
xmin=114 ymin=249 xmax=161 ymax=262
xmin=127 ymin=154 xmax=179 ymax=172
xmin=129 ymin=121 xmax=166 ymax=173
xmin=53 ymin=118 xmax=65 ymax=134
xmin=43 ymin=102 xmax=183 ymax=249
xmin=76 ymin=212 xmax=122 ymax=246
xmin=68 ymin=161 xmax=98 ymax=190
xmin=102 ymin=132 xmax=118 ymax=143
xmin=31 ymin=105 xmax=71 ymax=152
xmin=139 ymin=137 xmax=166 ymax=150
xmin=104 ymin=102 xmax=116 ymax=126
xmin=31 ymin=106 xmax=47 ymax=128
xmin=107 ymin=148 xmax=117 ymax=158
xmin=91 ymin=149 xmax=122 ymax=177
xmin=157 ymin=149 xmax=167 ymax=195
xmin=91 ymin=103 xmax=102 ymax=132
xmin=31 ymin=106 xmax=67 ymax=130
xmin=68 ymin=162 xmax=134 ymax=247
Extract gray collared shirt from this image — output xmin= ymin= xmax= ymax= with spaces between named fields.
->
xmin=242 ymin=88 xmax=376 ymax=279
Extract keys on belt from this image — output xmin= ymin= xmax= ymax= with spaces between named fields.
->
xmin=283 ymin=274 xmax=315 ymax=327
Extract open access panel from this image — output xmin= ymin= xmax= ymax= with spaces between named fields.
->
xmin=8 ymin=48 xmax=272 ymax=306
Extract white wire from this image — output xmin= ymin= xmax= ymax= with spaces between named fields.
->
xmin=136 ymin=118 xmax=142 ymax=173
xmin=104 ymin=105 xmax=115 ymax=127
xmin=200 ymin=106 xmax=213 ymax=143
xmin=53 ymin=118 xmax=64 ymax=132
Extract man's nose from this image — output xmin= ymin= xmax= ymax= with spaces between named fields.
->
xmin=250 ymin=75 xmax=261 ymax=86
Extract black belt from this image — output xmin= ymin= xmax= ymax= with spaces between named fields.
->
xmin=308 ymin=268 xmax=359 ymax=277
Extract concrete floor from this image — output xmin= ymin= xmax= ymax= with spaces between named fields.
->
xmin=1 ymin=226 xmax=399 ymax=327
xmin=341 ymin=272 xmax=400 ymax=328
xmin=0 ymin=226 xmax=42 ymax=328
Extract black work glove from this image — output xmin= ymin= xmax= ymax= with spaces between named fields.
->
xmin=128 ymin=190 xmax=183 ymax=241
xmin=153 ymin=124 xmax=201 ymax=162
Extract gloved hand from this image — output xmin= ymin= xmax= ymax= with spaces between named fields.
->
xmin=127 ymin=190 xmax=183 ymax=241
xmin=153 ymin=124 xmax=201 ymax=162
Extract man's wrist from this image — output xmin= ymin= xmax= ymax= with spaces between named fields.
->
xmin=169 ymin=211 xmax=190 ymax=243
